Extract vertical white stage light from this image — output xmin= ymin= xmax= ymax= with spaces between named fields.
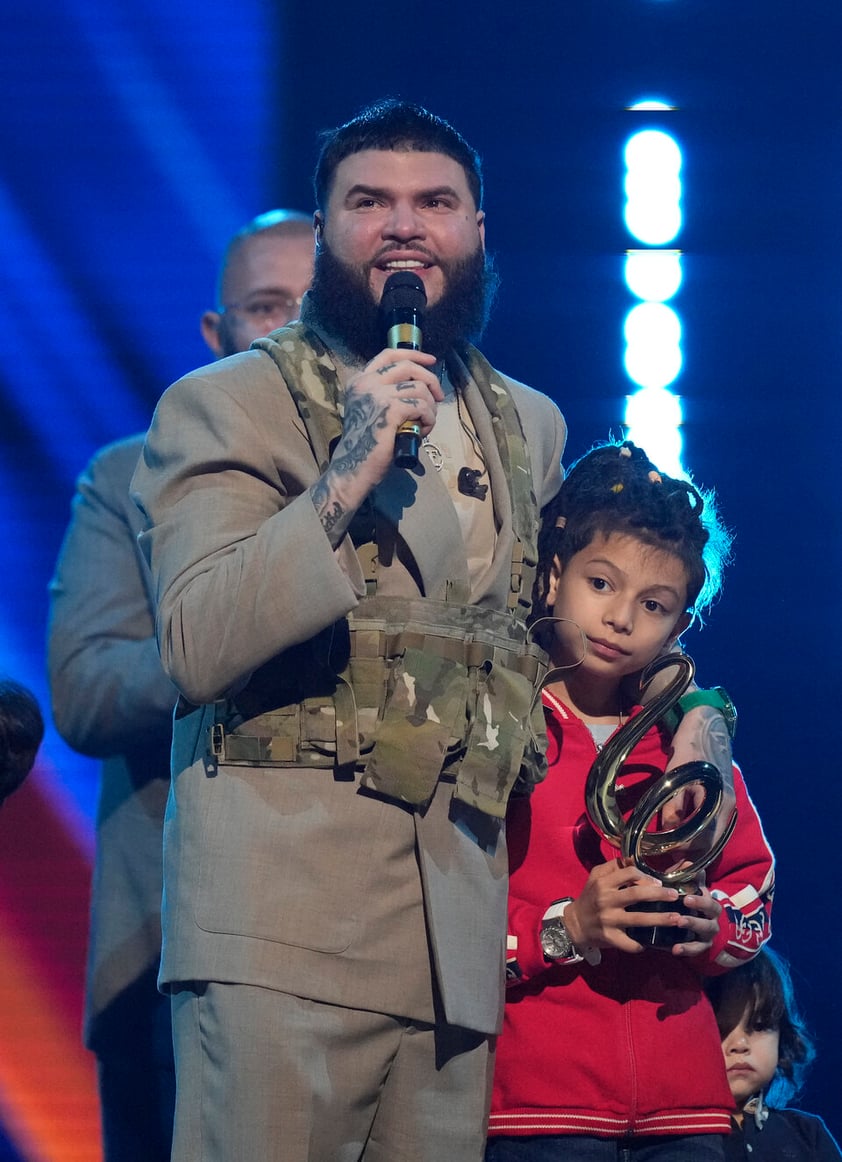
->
xmin=622 ymin=112 xmax=685 ymax=477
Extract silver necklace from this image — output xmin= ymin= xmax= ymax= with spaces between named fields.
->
xmin=421 ymin=436 xmax=444 ymax=471
xmin=421 ymin=360 xmax=447 ymax=470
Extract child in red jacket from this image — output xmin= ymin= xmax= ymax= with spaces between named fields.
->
xmin=487 ymin=441 xmax=775 ymax=1162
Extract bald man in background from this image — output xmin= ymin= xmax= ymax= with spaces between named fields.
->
xmin=47 ymin=209 xmax=314 ymax=1162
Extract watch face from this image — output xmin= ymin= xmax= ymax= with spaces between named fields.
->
xmin=540 ymin=919 xmax=573 ymax=960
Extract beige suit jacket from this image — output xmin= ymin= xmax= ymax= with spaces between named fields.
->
xmin=133 ymin=330 xmax=565 ymax=1035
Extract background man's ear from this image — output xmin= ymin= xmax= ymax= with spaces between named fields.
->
xmin=200 ymin=311 xmax=224 ymax=359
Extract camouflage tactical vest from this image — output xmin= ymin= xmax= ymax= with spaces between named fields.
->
xmin=208 ymin=324 xmax=549 ymax=818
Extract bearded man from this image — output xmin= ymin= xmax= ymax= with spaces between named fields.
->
xmin=132 ymin=100 xmax=566 ymax=1162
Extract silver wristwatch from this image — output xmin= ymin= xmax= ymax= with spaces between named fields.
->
xmin=539 ymin=898 xmax=581 ymax=963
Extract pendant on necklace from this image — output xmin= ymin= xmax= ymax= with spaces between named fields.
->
xmin=422 ymin=437 xmax=444 ymax=471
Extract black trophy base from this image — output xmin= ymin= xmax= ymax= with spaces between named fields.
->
xmin=626 ymin=889 xmax=700 ymax=949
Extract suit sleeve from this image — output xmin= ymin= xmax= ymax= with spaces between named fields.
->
xmin=48 ymin=440 xmax=177 ymax=757
xmin=701 ymin=760 xmax=775 ymax=973
xmin=131 ymin=354 xmax=365 ymax=706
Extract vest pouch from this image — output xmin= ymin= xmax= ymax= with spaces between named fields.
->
xmin=210 ymin=697 xmax=342 ymax=767
xmin=456 ymin=663 xmax=547 ymax=818
xmin=344 ymin=654 xmax=385 ymax=754
xmin=360 ymin=647 xmax=469 ymax=807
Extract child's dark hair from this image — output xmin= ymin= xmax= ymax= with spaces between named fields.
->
xmin=705 ymin=947 xmax=815 ymax=1107
xmin=313 ymin=98 xmax=484 ymax=213
xmin=532 ymin=441 xmax=732 ymax=625
xmin=0 ymin=678 xmax=43 ymax=803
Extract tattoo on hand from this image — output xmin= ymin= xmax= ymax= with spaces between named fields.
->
xmin=310 ymin=391 xmax=388 ymax=544
xmin=319 ymin=500 xmax=345 ymax=536
xmin=332 ymin=392 xmax=387 ymax=474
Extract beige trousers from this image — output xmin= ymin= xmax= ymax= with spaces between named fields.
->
xmin=170 ymin=981 xmax=494 ymax=1161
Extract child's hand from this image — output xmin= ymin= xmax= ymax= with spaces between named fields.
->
xmin=563 ymin=858 xmax=685 ymax=956
xmin=670 ymin=878 xmax=722 ymax=957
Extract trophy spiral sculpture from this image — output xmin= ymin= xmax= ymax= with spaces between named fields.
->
xmin=584 ymin=653 xmax=737 ymax=888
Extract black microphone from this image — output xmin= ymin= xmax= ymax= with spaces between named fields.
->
xmin=379 ymin=271 xmax=427 ymax=468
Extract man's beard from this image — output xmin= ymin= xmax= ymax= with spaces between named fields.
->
xmin=307 ymin=239 xmax=499 ymax=362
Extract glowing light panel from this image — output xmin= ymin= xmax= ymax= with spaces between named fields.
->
xmin=623 ymin=130 xmax=683 ymax=245
xmin=625 ymin=388 xmax=685 ymax=478
xmin=622 ymin=120 xmax=686 ymax=473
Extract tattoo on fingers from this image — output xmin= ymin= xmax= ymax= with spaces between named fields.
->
xmin=332 ymin=392 xmax=388 ymax=473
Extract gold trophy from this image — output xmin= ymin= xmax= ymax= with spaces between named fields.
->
xmin=584 ymin=653 xmax=737 ymax=947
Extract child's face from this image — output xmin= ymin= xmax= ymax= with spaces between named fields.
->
xmin=719 ymin=1001 xmax=780 ymax=1110
xmin=547 ymin=532 xmax=691 ymax=683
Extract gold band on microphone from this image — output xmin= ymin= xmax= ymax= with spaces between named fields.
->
xmin=387 ymin=323 xmax=422 ymax=349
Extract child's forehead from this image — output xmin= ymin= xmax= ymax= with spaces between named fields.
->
xmin=714 ymin=990 xmax=754 ymax=1030
xmin=718 ymin=986 xmax=779 ymax=1031
xmin=577 ymin=529 xmax=688 ymax=574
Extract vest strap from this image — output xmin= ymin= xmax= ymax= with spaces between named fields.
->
xmin=225 ymin=328 xmax=550 ymax=817
xmin=210 ymin=596 xmax=549 ymax=818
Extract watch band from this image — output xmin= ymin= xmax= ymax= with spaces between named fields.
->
xmin=663 ymin=686 xmax=737 ymax=739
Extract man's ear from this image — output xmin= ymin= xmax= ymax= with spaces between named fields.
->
xmin=476 ymin=210 xmax=485 ymax=250
xmin=313 ymin=211 xmax=324 ymax=242
xmin=546 ymin=555 xmax=563 ymax=608
xmin=668 ymin=610 xmax=693 ymax=645
xmin=200 ymin=311 xmax=224 ymax=359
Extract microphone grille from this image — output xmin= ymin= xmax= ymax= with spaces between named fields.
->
xmin=380 ymin=270 xmax=426 ymax=313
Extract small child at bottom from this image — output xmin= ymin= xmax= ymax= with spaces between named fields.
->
xmin=705 ymin=946 xmax=841 ymax=1160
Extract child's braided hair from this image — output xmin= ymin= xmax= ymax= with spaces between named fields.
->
xmin=532 ymin=441 xmax=732 ymax=626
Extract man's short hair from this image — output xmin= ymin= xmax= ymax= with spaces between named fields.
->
xmin=314 ymin=99 xmax=484 ymax=214
xmin=0 ymin=679 xmax=44 ymax=803
xmin=215 ymin=209 xmax=313 ymax=308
